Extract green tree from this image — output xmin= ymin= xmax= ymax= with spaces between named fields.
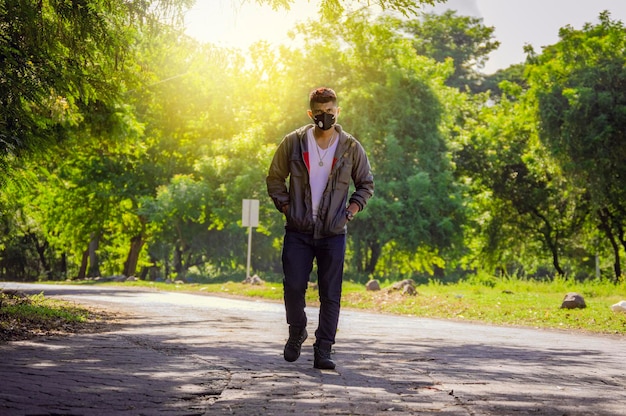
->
xmin=0 ymin=0 xmax=449 ymax=282
xmin=0 ymin=176 xmax=59 ymax=280
xmin=0 ymin=0 xmax=190 ymax=175
xmin=455 ymin=82 xmax=590 ymax=278
xmin=15 ymin=102 xmax=149 ymax=280
xmin=278 ymin=11 xmax=466 ymax=276
xmin=478 ymin=63 xmax=528 ymax=98
xmin=399 ymin=10 xmax=500 ymax=92
xmin=527 ymin=11 xmax=626 ymax=281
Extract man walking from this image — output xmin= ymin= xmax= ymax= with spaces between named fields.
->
xmin=266 ymin=87 xmax=374 ymax=369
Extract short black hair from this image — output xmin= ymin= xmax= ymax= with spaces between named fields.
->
xmin=309 ymin=87 xmax=337 ymax=109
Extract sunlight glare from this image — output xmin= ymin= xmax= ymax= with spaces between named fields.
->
xmin=184 ymin=0 xmax=319 ymax=49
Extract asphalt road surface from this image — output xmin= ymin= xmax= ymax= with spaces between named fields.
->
xmin=1 ymin=282 xmax=625 ymax=415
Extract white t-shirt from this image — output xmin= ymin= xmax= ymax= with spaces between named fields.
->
xmin=307 ymin=128 xmax=339 ymax=221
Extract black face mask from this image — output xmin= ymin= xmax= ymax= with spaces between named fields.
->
xmin=313 ymin=112 xmax=336 ymax=130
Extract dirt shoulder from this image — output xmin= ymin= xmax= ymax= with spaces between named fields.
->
xmin=0 ymin=289 xmax=125 ymax=343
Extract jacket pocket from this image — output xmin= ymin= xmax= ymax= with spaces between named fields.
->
xmin=333 ymin=159 xmax=352 ymax=190
xmin=286 ymin=158 xmax=310 ymax=231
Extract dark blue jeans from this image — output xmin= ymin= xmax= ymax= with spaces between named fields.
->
xmin=282 ymin=230 xmax=346 ymax=346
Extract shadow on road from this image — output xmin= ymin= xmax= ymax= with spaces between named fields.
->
xmin=1 ymin=283 xmax=625 ymax=415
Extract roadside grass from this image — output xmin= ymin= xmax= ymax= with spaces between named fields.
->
xmin=342 ymin=280 xmax=626 ymax=335
xmin=0 ymin=291 xmax=114 ymax=342
xmin=3 ymin=275 xmax=626 ymax=339
xmin=57 ymin=275 xmax=626 ymax=335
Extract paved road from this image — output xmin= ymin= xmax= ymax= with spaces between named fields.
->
xmin=1 ymin=283 xmax=625 ymax=415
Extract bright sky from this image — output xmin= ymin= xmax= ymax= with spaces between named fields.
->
xmin=184 ymin=0 xmax=626 ymax=74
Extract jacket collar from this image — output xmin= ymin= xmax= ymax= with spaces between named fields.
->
xmin=297 ymin=124 xmax=348 ymax=151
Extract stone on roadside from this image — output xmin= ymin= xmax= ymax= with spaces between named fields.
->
xmin=366 ymin=279 xmax=381 ymax=291
xmin=560 ymin=292 xmax=586 ymax=309
xmin=102 ymin=275 xmax=127 ymax=282
xmin=402 ymin=284 xmax=417 ymax=296
xmin=610 ymin=300 xmax=626 ymax=312
xmin=387 ymin=279 xmax=417 ymax=296
xmin=243 ymin=274 xmax=264 ymax=285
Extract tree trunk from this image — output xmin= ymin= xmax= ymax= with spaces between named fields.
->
xmin=123 ymin=235 xmax=144 ymax=277
xmin=140 ymin=254 xmax=160 ymax=281
xmin=433 ymin=265 xmax=445 ymax=279
xmin=532 ymin=208 xmax=564 ymax=276
xmin=61 ymin=253 xmax=67 ymax=280
xmin=87 ymin=234 xmax=100 ymax=277
xmin=617 ymin=220 xmax=626 ymax=264
xmin=365 ymin=240 xmax=381 ymax=274
xmin=77 ymin=248 xmax=89 ymax=280
xmin=173 ymin=244 xmax=183 ymax=278
xmin=123 ymin=217 xmax=147 ymax=278
xmin=598 ymin=208 xmax=622 ymax=283
xmin=544 ymin=228 xmax=564 ymax=277
xmin=33 ymin=235 xmax=51 ymax=279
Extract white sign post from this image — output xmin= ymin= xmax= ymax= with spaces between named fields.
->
xmin=242 ymin=199 xmax=259 ymax=278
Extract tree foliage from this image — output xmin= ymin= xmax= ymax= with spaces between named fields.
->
xmin=257 ymin=0 xmax=442 ymax=18
xmin=0 ymin=0 xmax=191 ymax=174
xmin=2 ymin=2 xmax=625 ymax=284
xmin=527 ymin=11 xmax=626 ymax=281
xmin=399 ymin=9 xmax=500 ymax=92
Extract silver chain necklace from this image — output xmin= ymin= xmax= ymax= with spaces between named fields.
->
xmin=315 ymin=133 xmax=336 ymax=167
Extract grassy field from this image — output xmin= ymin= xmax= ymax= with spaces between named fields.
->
xmin=2 ymin=276 xmax=626 ymax=340
xmin=79 ymin=275 xmax=626 ymax=335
